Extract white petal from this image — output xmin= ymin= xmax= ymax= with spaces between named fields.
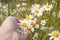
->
xmin=37 ymin=13 xmax=42 ymax=17
xmin=35 ymin=24 xmax=39 ymax=29
xmin=54 ymin=38 xmax=59 ymax=40
xmin=31 ymin=28 xmax=34 ymax=32
xmin=50 ymin=36 xmax=54 ymax=40
xmin=29 ymin=15 xmax=34 ymax=19
xmin=40 ymin=8 xmax=44 ymax=12
xmin=58 ymin=36 xmax=60 ymax=38
xmin=48 ymin=34 xmax=52 ymax=36
xmin=37 ymin=14 xmax=40 ymax=17
xmin=40 ymin=27 xmax=48 ymax=30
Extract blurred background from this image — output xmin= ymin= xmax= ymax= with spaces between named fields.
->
xmin=0 ymin=0 xmax=60 ymax=40
xmin=0 ymin=0 xmax=60 ymax=24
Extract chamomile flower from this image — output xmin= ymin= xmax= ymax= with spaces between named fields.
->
xmin=21 ymin=27 xmax=29 ymax=34
xmin=31 ymin=4 xmax=43 ymax=17
xmin=25 ymin=15 xmax=34 ymax=20
xmin=16 ymin=4 xmax=20 ymax=8
xmin=43 ymin=3 xmax=53 ymax=11
xmin=31 ymin=21 xmax=39 ymax=29
xmin=21 ymin=19 xmax=31 ymax=27
xmin=52 ymin=0 xmax=56 ymax=3
xmin=32 ymin=4 xmax=40 ymax=8
xmin=27 ymin=26 xmax=34 ymax=33
xmin=40 ymin=20 xmax=46 ymax=26
xmin=35 ymin=24 xmax=39 ymax=29
xmin=31 ymin=21 xmax=36 ymax=27
xmin=33 ymin=32 xmax=38 ymax=40
xmin=31 ymin=8 xmax=43 ymax=17
xmin=40 ymin=27 xmax=48 ymax=30
xmin=31 ymin=18 xmax=37 ymax=27
xmin=18 ymin=19 xmax=35 ymax=34
xmin=22 ymin=3 xmax=27 ymax=5
xmin=48 ymin=30 xmax=60 ymax=40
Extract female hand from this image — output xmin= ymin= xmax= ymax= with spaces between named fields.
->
xmin=0 ymin=16 xmax=29 ymax=40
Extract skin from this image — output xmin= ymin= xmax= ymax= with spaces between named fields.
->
xmin=0 ymin=16 xmax=29 ymax=40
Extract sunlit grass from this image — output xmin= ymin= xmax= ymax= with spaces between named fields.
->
xmin=0 ymin=0 xmax=60 ymax=40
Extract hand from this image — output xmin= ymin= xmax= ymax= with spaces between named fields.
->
xmin=0 ymin=16 xmax=29 ymax=40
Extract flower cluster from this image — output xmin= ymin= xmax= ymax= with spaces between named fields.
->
xmin=31 ymin=3 xmax=53 ymax=17
xmin=18 ymin=15 xmax=39 ymax=34
xmin=0 ymin=1 xmax=60 ymax=40
xmin=16 ymin=3 xmax=60 ymax=40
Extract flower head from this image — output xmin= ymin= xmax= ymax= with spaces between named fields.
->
xmin=40 ymin=20 xmax=46 ymax=26
xmin=27 ymin=26 xmax=34 ymax=32
xmin=43 ymin=3 xmax=53 ymax=11
xmin=25 ymin=15 xmax=34 ymax=20
xmin=48 ymin=30 xmax=60 ymax=40
xmin=31 ymin=4 xmax=43 ymax=17
xmin=16 ymin=4 xmax=20 ymax=7
xmin=33 ymin=32 xmax=38 ymax=40
xmin=32 ymin=4 xmax=40 ymax=8
xmin=21 ymin=19 xmax=31 ymax=27
xmin=20 ymin=19 xmax=35 ymax=33
xmin=31 ymin=8 xmax=43 ymax=17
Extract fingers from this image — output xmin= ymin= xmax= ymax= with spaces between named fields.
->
xmin=0 ymin=16 xmax=18 ymax=38
xmin=12 ymin=31 xmax=20 ymax=40
xmin=0 ymin=16 xmax=29 ymax=40
xmin=1 ymin=16 xmax=18 ymax=31
xmin=19 ymin=32 xmax=29 ymax=40
xmin=16 ymin=17 xmax=20 ymax=23
xmin=12 ymin=31 xmax=29 ymax=40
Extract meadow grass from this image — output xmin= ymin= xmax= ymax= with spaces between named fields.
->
xmin=0 ymin=0 xmax=60 ymax=40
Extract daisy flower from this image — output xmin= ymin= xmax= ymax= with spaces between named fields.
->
xmin=31 ymin=8 xmax=43 ymax=17
xmin=52 ymin=0 xmax=56 ymax=3
xmin=31 ymin=21 xmax=39 ymax=29
xmin=33 ymin=32 xmax=38 ymax=40
xmin=40 ymin=20 xmax=46 ymax=26
xmin=31 ymin=4 xmax=43 ymax=17
xmin=40 ymin=27 xmax=48 ymax=30
xmin=27 ymin=25 xmax=34 ymax=33
xmin=20 ymin=19 xmax=34 ymax=33
xmin=48 ymin=30 xmax=60 ymax=40
xmin=31 ymin=18 xmax=37 ymax=26
xmin=25 ymin=15 xmax=34 ymax=20
xmin=21 ymin=27 xmax=29 ymax=34
xmin=32 ymin=4 xmax=40 ymax=8
xmin=31 ymin=18 xmax=39 ymax=29
xmin=16 ymin=4 xmax=20 ymax=8
xmin=35 ymin=24 xmax=39 ymax=29
xmin=43 ymin=3 xmax=53 ymax=11
xmin=21 ymin=19 xmax=31 ymax=27
xmin=22 ymin=3 xmax=27 ymax=5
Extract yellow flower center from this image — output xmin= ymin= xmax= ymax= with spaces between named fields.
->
xmin=34 ymin=10 xmax=39 ymax=13
xmin=53 ymin=32 xmax=59 ymax=38
xmin=26 ymin=15 xmax=30 ymax=20
xmin=46 ymin=5 xmax=50 ymax=8
xmin=22 ymin=22 xmax=27 ymax=27
xmin=27 ymin=27 xmax=31 ymax=31
xmin=31 ymin=22 xmax=35 ymax=26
